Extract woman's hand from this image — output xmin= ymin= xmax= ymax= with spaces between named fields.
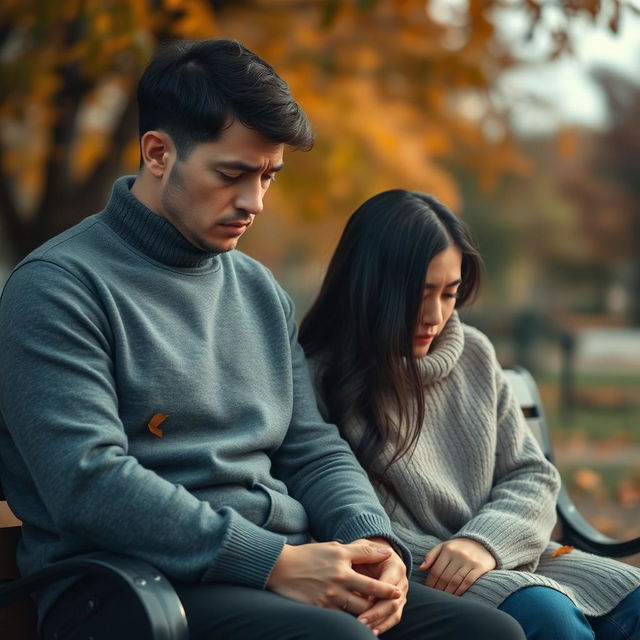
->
xmin=420 ymin=537 xmax=496 ymax=595
xmin=266 ymin=541 xmax=402 ymax=618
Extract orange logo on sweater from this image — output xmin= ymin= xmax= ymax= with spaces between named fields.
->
xmin=147 ymin=413 xmax=168 ymax=437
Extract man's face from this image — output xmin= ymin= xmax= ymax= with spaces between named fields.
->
xmin=158 ymin=120 xmax=285 ymax=253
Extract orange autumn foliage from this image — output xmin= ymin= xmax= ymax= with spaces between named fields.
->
xmin=0 ymin=0 xmax=631 ymax=262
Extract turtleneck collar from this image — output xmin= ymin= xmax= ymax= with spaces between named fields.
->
xmin=416 ymin=311 xmax=465 ymax=384
xmin=101 ymin=176 xmax=220 ymax=269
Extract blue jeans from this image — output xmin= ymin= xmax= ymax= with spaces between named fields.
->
xmin=499 ymin=586 xmax=640 ymax=640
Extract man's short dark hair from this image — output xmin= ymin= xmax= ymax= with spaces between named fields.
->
xmin=137 ymin=39 xmax=314 ymax=158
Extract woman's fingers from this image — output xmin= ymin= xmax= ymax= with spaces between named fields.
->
xmin=453 ymin=568 xmax=483 ymax=596
xmin=435 ymin=563 xmax=470 ymax=594
xmin=424 ymin=551 xmax=452 ymax=589
xmin=419 ymin=542 xmax=442 ymax=571
xmin=422 ymin=538 xmax=496 ymax=594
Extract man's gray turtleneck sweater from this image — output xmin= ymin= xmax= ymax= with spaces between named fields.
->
xmin=0 ymin=176 xmax=408 ymax=617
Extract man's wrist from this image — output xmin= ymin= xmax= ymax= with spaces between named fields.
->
xmin=365 ymin=536 xmax=402 ymax=558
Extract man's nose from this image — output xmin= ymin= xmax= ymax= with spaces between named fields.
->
xmin=235 ymin=180 xmax=265 ymax=215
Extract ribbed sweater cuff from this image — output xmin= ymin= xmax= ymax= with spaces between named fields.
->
xmin=203 ymin=515 xmax=286 ymax=589
xmin=334 ymin=513 xmax=413 ymax=573
xmin=454 ymin=516 xmax=530 ymax=570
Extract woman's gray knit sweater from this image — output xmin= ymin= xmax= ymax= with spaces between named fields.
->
xmin=310 ymin=311 xmax=640 ymax=615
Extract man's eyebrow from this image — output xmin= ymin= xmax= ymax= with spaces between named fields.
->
xmin=216 ymin=161 xmax=285 ymax=173
xmin=424 ymin=278 xmax=462 ymax=289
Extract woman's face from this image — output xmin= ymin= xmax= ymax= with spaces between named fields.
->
xmin=413 ymin=245 xmax=462 ymax=358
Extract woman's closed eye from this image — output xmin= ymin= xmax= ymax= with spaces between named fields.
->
xmin=422 ymin=290 xmax=459 ymax=301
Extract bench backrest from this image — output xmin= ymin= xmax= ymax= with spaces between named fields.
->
xmin=503 ymin=366 xmax=555 ymax=463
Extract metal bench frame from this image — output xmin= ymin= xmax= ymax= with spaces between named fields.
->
xmin=504 ymin=366 xmax=640 ymax=558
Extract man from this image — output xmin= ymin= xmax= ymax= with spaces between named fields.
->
xmin=0 ymin=40 xmax=524 ymax=640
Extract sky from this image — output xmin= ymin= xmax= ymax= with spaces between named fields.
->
xmin=496 ymin=3 xmax=640 ymax=135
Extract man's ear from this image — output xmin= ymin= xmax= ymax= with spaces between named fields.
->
xmin=140 ymin=131 xmax=174 ymax=178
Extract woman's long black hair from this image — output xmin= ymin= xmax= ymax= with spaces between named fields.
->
xmin=299 ymin=190 xmax=483 ymax=502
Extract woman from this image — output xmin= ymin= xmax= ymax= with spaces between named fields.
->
xmin=300 ymin=190 xmax=640 ymax=640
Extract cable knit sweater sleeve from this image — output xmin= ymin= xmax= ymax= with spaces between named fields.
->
xmin=452 ymin=329 xmax=561 ymax=571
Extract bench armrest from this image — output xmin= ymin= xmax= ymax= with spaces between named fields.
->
xmin=504 ymin=366 xmax=640 ymax=559
xmin=557 ymin=487 xmax=640 ymax=558
xmin=0 ymin=551 xmax=188 ymax=640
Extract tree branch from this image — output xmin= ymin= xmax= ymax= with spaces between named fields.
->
xmin=38 ymin=64 xmax=92 ymax=215
xmin=77 ymin=92 xmax=138 ymax=208
xmin=0 ymin=139 xmax=26 ymax=250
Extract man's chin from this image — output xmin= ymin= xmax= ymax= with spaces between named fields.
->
xmin=213 ymin=239 xmax=239 ymax=254
xmin=192 ymin=237 xmax=238 ymax=254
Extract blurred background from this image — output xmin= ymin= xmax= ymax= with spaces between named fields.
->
xmin=1 ymin=0 xmax=638 ymax=561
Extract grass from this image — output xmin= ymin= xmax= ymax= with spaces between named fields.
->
xmin=546 ymin=404 xmax=640 ymax=443
xmin=558 ymin=463 xmax=638 ymax=494
xmin=534 ymin=372 xmax=640 ymax=443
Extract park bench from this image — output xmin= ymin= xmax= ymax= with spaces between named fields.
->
xmin=1 ymin=367 xmax=639 ymax=639
xmin=0 ymin=492 xmax=188 ymax=639
xmin=503 ymin=366 xmax=640 ymax=558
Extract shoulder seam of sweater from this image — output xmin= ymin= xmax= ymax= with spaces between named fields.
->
xmin=37 ymin=218 xmax=101 ymax=259
xmin=9 ymin=258 xmax=96 ymax=299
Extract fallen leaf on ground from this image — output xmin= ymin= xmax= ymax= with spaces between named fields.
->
xmin=573 ymin=468 xmax=602 ymax=492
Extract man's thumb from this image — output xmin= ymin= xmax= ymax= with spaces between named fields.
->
xmin=348 ymin=542 xmax=392 ymax=564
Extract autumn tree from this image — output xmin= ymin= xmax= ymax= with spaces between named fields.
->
xmin=562 ymin=70 xmax=640 ymax=325
xmin=0 ymin=0 xmax=217 ymax=258
xmin=0 ymin=0 xmax=634 ymax=266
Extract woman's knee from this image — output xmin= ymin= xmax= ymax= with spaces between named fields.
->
xmin=499 ymin=586 xmax=594 ymax=640
xmin=588 ymin=586 xmax=640 ymax=640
